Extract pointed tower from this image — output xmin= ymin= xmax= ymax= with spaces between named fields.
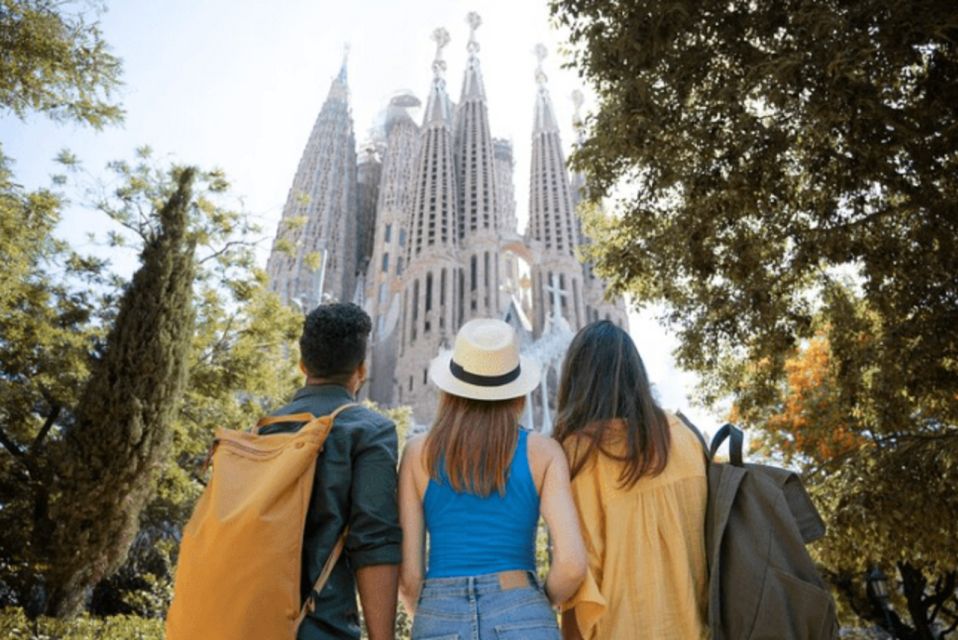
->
xmin=569 ymin=90 xmax=589 ymax=247
xmin=493 ymin=138 xmax=518 ymax=236
xmin=397 ymin=28 xmax=461 ymax=424
xmin=266 ymin=51 xmax=358 ymax=309
xmin=356 ymin=143 xmax=382 ymax=277
xmin=568 ymin=90 xmax=630 ymax=330
xmin=493 ymin=136 xmax=527 ymax=315
xmin=365 ymin=91 xmax=421 ymax=406
xmin=454 ymin=12 xmax=503 ymax=322
xmin=526 ymin=45 xmax=587 ymax=333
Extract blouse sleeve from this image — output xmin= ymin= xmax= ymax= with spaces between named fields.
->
xmin=560 ymin=452 xmax=608 ymax=638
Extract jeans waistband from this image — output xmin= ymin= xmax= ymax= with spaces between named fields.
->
xmin=420 ymin=570 xmax=539 ymax=597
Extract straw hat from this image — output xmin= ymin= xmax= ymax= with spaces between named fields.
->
xmin=429 ymin=318 xmax=541 ymax=401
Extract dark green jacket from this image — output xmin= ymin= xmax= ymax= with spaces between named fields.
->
xmin=262 ymin=384 xmax=402 ymax=640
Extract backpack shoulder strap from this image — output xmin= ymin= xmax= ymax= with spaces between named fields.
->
xmin=675 ymin=411 xmax=746 ymax=467
xmin=252 ymin=402 xmax=361 ymax=435
xmin=675 ymin=410 xmax=710 ymax=462
xmin=253 ymin=413 xmax=316 ymax=434
xmin=709 ymin=423 xmax=745 ymax=467
xmin=295 ymin=401 xmax=361 ymax=625
xmin=327 ymin=402 xmax=359 ymax=422
xmin=297 ymin=528 xmax=349 ymax=625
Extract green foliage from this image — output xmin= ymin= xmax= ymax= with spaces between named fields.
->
xmin=0 ymin=147 xmax=112 ymax=613
xmin=304 ymin=250 xmax=324 ymax=270
xmin=0 ymin=149 xmax=306 ymax=619
xmin=74 ymin=155 xmax=304 ymax=619
xmin=43 ymin=165 xmax=199 ymax=616
xmin=553 ymin=0 xmax=958 ymax=635
xmin=381 ymin=402 xmax=413 ymax=448
xmin=0 ymin=0 xmax=123 ymax=127
xmin=554 ymin=0 xmax=958 ymax=423
xmin=359 ymin=602 xmax=412 ymax=640
xmin=0 ymin=607 xmax=163 ymax=639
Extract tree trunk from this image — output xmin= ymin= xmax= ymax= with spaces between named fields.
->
xmin=899 ymin=563 xmax=936 ymax=640
xmin=42 ymin=168 xmax=198 ymax=616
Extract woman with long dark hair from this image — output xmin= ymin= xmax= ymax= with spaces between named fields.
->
xmin=554 ymin=321 xmax=708 ymax=640
xmin=399 ymin=318 xmax=587 ymax=639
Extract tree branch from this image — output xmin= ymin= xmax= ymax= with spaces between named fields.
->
xmin=30 ymin=405 xmax=61 ymax=455
xmin=805 ymin=429 xmax=958 ymax=478
xmin=0 ymin=427 xmax=27 ymax=460
xmin=928 ymin=572 xmax=956 ymax=626
xmin=197 ymin=239 xmax=259 ymax=265
xmin=0 ymin=427 xmax=40 ymax=479
xmin=943 ymin=610 xmax=958 ymax=636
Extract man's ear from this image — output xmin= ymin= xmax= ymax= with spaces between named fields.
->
xmin=299 ymin=360 xmax=308 ymax=376
xmin=357 ymin=360 xmax=368 ymax=382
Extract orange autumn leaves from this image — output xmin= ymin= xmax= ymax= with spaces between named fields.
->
xmin=741 ymin=337 xmax=864 ymax=466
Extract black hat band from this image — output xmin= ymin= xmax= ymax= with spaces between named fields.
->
xmin=449 ymin=359 xmax=522 ymax=387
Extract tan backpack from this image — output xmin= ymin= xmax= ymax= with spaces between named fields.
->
xmin=166 ymin=403 xmax=357 ymax=640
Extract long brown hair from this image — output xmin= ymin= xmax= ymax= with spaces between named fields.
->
xmin=554 ymin=320 xmax=671 ymax=488
xmin=424 ymin=391 xmax=525 ymax=496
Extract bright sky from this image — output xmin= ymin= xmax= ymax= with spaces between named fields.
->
xmin=0 ymin=0 xmax=723 ymax=430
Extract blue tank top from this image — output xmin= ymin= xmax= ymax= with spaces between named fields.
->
xmin=424 ymin=428 xmax=540 ymax=578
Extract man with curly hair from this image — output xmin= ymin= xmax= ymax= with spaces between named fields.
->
xmin=262 ymin=302 xmax=401 ymax=639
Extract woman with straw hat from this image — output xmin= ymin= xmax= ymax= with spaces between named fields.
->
xmin=399 ymin=318 xmax=587 ymax=639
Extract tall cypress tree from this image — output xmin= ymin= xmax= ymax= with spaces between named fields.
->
xmin=44 ymin=168 xmax=198 ymax=616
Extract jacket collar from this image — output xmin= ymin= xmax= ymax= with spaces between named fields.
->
xmin=292 ymin=383 xmax=355 ymax=403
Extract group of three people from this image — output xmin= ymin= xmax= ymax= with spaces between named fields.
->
xmin=274 ymin=302 xmax=707 ymax=640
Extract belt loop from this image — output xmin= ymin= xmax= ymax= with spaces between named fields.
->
xmin=468 ymin=575 xmax=476 ymax=598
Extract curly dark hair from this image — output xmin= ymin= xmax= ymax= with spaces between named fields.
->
xmin=299 ymin=302 xmax=372 ymax=378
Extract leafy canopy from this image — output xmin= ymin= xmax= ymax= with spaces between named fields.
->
xmin=552 ymin=0 xmax=958 ymax=634
xmin=554 ymin=0 xmax=958 ymax=428
xmin=0 ymin=147 xmax=304 ymax=615
xmin=0 ymin=0 xmax=123 ymax=127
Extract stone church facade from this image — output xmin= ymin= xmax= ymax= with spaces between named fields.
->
xmin=266 ymin=15 xmax=628 ymax=425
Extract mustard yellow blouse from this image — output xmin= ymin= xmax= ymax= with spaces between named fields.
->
xmin=561 ymin=415 xmax=709 ymax=639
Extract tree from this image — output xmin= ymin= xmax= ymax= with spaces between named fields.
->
xmin=0 ymin=148 xmax=109 ymax=613
xmin=552 ymin=0 xmax=958 ymax=634
xmin=0 ymin=149 xmax=300 ymax=617
xmin=88 ymin=261 xmax=305 ymax=618
xmin=734 ymin=309 xmax=958 ymax=637
xmin=0 ymin=0 xmax=123 ymax=127
xmin=41 ymin=166 xmax=197 ymax=616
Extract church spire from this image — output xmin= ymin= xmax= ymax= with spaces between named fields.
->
xmin=455 ymin=11 xmax=501 ymax=319
xmin=569 ymin=90 xmax=590 ymax=256
xmin=527 ymin=44 xmax=585 ymax=331
xmin=529 ymin=43 xmax=574 ymax=254
xmin=533 ymin=44 xmax=559 ymax=133
xmin=424 ymin=28 xmax=453 ymax=125
xmin=326 ymin=43 xmax=350 ymax=103
xmin=461 ymin=11 xmax=486 ymax=100
xmin=337 ymin=43 xmax=349 ymax=84
xmin=266 ymin=55 xmax=358 ymax=308
xmin=396 ymin=27 xmax=462 ymax=424
xmin=571 ymin=89 xmax=585 ymax=144
xmin=408 ymin=27 xmax=458 ymax=260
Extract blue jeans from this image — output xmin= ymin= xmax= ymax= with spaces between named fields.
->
xmin=412 ymin=571 xmax=560 ymax=640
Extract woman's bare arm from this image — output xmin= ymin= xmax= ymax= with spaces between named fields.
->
xmin=531 ymin=433 xmax=588 ymax=606
xmin=398 ymin=436 xmax=427 ymax=615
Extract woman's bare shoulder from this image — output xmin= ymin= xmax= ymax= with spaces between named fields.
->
xmin=401 ymin=434 xmax=428 ymax=470
xmin=404 ymin=433 xmax=427 ymax=452
xmin=527 ymin=430 xmax=565 ymax=458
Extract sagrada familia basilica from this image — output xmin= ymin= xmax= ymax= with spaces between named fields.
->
xmin=266 ymin=14 xmax=628 ymax=427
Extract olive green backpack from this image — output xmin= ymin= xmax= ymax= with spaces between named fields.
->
xmin=677 ymin=412 xmax=839 ymax=640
